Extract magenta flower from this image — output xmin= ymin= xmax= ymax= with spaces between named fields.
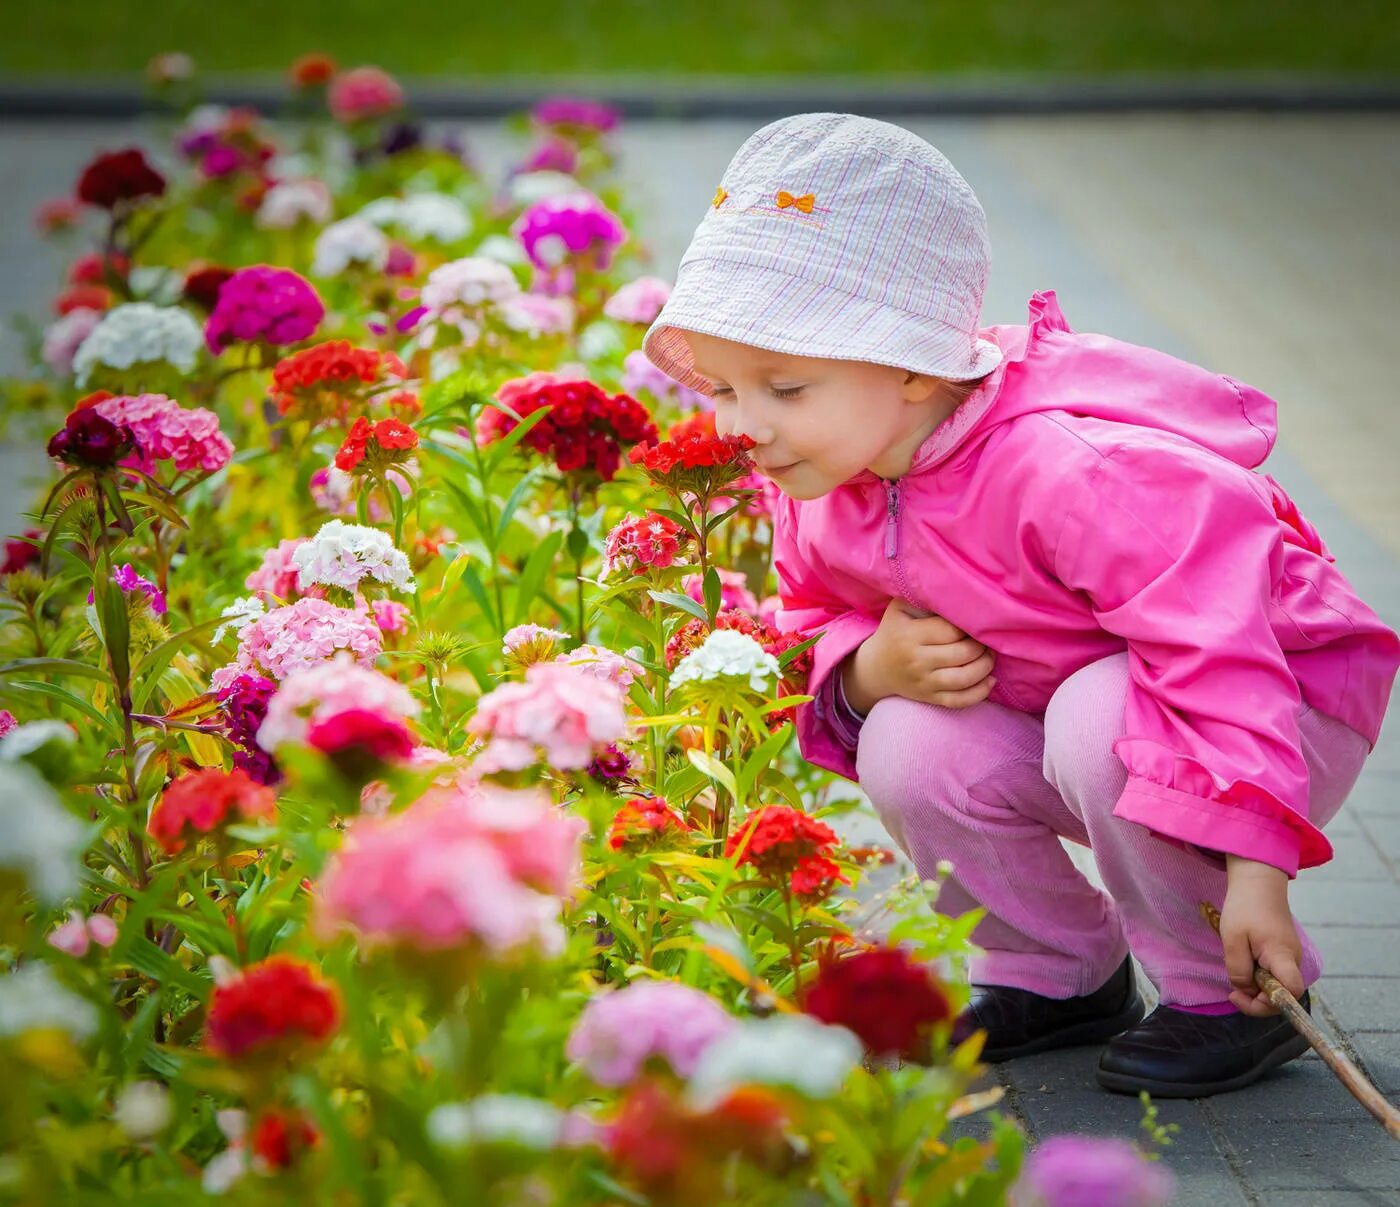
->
xmin=112 ymin=563 xmax=167 ymax=614
xmin=509 ymin=191 xmax=628 ymax=295
xmin=565 ymin=981 xmax=737 ymax=1087
xmin=1018 ymin=1136 xmax=1175 ymax=1207
xmin=530 ymin=96 xmax=621 ymax=134
xmin=217 ymin=671 xmax=280 ymax=785
xmin=204 ymin=265 xmax=325 ymax=354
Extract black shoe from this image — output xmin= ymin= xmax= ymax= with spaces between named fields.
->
xmin=952 ymin=956 xmax=1146 ymax=1063
xmin=1096 ymin=992 xmax=1312 ymax=1097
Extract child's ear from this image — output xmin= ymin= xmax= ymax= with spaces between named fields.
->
xmin=900 ymin=371 xmax=939 ymax=403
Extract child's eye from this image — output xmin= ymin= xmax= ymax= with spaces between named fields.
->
xmin=771 ymin=386 xmax=804 ymax=399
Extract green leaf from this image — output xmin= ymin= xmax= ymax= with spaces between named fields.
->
xmin=131 ymin=614 xmax=231 ymax=710
xmin=737 ymin=723 xmax=794 ymax=800
xmin=0 ymin=679 xmax=118 ymax=735
xmin=512 ymin=529 xmax=563 ymax=623
xmin=124 ymin=936 xmax=208 ymax=996
xmin=459 ymin=562 xmax=499 ymax=631
xmin=0 ymin=657 xmax=108 ymax=682
xmin=482 ymin=404 xmax=551 ymax=475
xmin=494 ymin=463 xmax=543 ymax=543
xmin=647 ymin=590 xmax=708 ymax=624
xmin=702 ymin=566 xmax=722 ymax=624
xmin=687 ymin=747 xmax=738 ymax=800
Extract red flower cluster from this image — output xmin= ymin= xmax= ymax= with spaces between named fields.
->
xmin=270 ymin=340 xmax=407 ymax=422
xmin=55 ymin=284 xmax=113 ymax=316
xmin=290 ymin=53 xmax=338 ymax=89
xmin=803 ymin=945 xmax=951 ymax=1062
xmin=602 ymin=512 xmax=689 ymax=577
xmin=68 ymin=251 xmax=131 ymax=286
xmin=479 ymin=373 xmax=658 ymax=482
xmin=251 ymin=1106 xmax=321 ymax=1169
xmin=205 ymin=955 xmax=341 ymax=1062
xmin=334 ymin=416 xmax=419 ymax=472
xmin=608 ymin=795 xmax=694 ymax=852
xmin=607 ymin=1080 xmax=788 ymax=1206
xmin=76 ymin=148 xmax=167 ymax=210
xmin=147 ymin=766 xmax=278 ymax=856
xmin=725 ymin=805 xmax=847 ymax=900
xmin=628 ymin=430 xmax=755 ymax=478
xmin=305 ymin=708 xmax=415 ymax=780
xmin=2 ymin=529 xmax=40 ymax=576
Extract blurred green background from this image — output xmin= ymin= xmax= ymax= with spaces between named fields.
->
xmin=7 ymin=0 xmax=1400 ymax=77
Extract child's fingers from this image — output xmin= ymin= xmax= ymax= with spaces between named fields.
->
xmin=1258 ymin=946 xmax=1306 ymax=1001
xmin=923 ymin=676 xmax=996 ymax=710
xmin=923 ymin=651 xmax=996 ymax=692
xmin=1222 ymin=927 xmax=1259 ymax=996
xmin=1229 ymin=987 xmax=1280 ymax=1018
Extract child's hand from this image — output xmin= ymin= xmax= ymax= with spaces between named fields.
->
xmin=1220 ymin=855 xmax=1306 ymax=1017
xmin=842 ymin=598 xmax=996 ymax=714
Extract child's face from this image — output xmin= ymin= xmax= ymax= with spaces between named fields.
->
xmin=679 ymin=331 xmax=949 ymax=499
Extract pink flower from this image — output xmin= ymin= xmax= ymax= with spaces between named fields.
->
xmin=554 ymin=643 xmax=641 ymax=690
xmin=245 ymin=538 xmax=309 ymax=602
xmin=682 ymin=568 xmax=758 ymax=615
xmin=205 ymin=265 xmax=324 ymax=354
xmin=602 ymin=512 xmax=688 ymax=578
xmin=531 ymin=96 xmax=621 ymax=134
xmin=371 ymin=599 xmax=410 ymax=634
xmin=565 ymin=981 xmax=736 ymax=1087
xmin=468 ymin=663 xmax=629 ymax=773
xmin=42 ymin=308 xmax=103 ymax=375
xmin=93 ymin=393 xmax=234 ymax=474
xmin=1017 ymin=1135 xmax=1174 ymax=1207
xmin=257 ymin=654 xmax=417 ymax=751
xmin=47 ymin=909 xmax=119 ymax=957
xmin=519 ymin=136 xmax=578 ymax=175
xmin=35 ymin=197 xmax=84 ymax=234
xmin=0 ymin=710 xmax=16 ymax=739
xmin=212 ymin=597 xmax=383 ymax=690
xmin=315 ymin=783 xmax=585 ymax=956
xmin=603 ymin=276 xmax=671 ymax=325
xmin=328 ymin=66 xmax=405 ymax=123
xmin=111 ymin=563 xmax=167 ymax=614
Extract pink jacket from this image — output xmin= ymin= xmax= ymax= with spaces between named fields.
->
xmin=772 ymin=290 xmax=1400 ymax=877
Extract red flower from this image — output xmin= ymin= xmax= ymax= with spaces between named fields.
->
xmin=68 ymin=252 xmax=130 ymax=286
xmin=73 ymin=390 xmax=116 ymax=411
xmin=54 ymin=284 xmax=113 ymax=316
xmin=305 ymin=708 xmax=414 ymax=781
xmin=334 ymin=416 xmax=419 ymax=472
xmin=271 ymin=340 xmax=407 ymax=425
xmin=147 ymin=767 xmax=277 ymax=855
xmin=76 ymin=148 xmax=167 ymax=210
xmin=668 ymin=411 xmax=717 ymax=442
xmin=725 ymin=805 xmax=848 ymax=898
xmin=34 ymin=197 xmax=83 ymax=234
xmin=608 ymin=795 xmax=693 ymax=852
xmin=479 ymin=373 xmax=658 ymax=482
xmin=627 ymin=429 xmax=757 ymax=498
xmin=803 ymin=945 xmax=951 ymax=1061
xmin=46 ymin=408 xmax=135 ymax=469
xmin=183 ymin=265 xmax=236 ymax=312
xmin=205 ymin=955 xmax=341 ymax=1061
xmin=290 ymin=53 xmax=337 ymax=89
xmin=602 ymin=512 xmax=689 ymax=577
xmin=2 ymin=529 xmax=41 ymax=576
xmin=251 ymin=1106 xmax=321 ymax=1169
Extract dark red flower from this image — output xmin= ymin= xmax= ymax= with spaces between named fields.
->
xmin=205 ymin=955 xmax=341 ymax=1061
xmin=803 ymin=945 xmax=951 ymax=1061
xmin=608 ymin=795 xmax=693 ymax=852
xmin=251 ymin=1106 xmax=321 ymax=1169
xmin=2 ymin=529 xmax=41 ymax=576
xmin=76 ymin=148 xmax=166 ymax=210
xmin=46 ymin=408 xmax=136 ymax=469
xmin=588 ymin=743 xmax=634 ymax=786
xmin=147 ymin=766 xmax=278 ymax=855
xmin=183 ymin=265 xmax=236 ymax=312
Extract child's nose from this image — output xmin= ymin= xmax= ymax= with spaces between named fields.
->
xmin=727 ymin=399 xmax=776 ymax=445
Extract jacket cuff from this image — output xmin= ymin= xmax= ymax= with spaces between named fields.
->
xmin=789 ymin=612 xmax=880 ymax=782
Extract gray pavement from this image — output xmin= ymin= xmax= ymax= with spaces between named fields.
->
xmin=3 ymin=113 xmax=1399 ymax=1200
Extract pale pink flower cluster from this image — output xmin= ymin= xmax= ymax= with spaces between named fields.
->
xmin=47 ymin=909 xmax=119 ymax=958
xmin=502 ymin=623 xmax=570 ymax=668
xmin=328 ymin=66 xmax=405 ymax=123
xmin=602 ymin=276 xmax=671 ymax=324
xmin=565 ymin=980 xmax=737 ymax=1087
xmin=498 ymin=291 xmax=576 ymax=337
xmin=257 ymin=652 xmax=419 ymax=751
xmin=683 ymin=568 xmax=759 ymax=615
xmin=42 ymin=308 xmax=103 ymax=376
xmin=554 ymin=643 xmax=641 ymax=690
xmin=468 ymin=663 xmax=629 ymax=773
xmin=315 ymin=782 xmax=586 ymax=955
xmin=210 ymin=597 xmax=383 ymax=691
xmin=94 ymin=392 xmax=234 ymax=474
xmin=418 ymin=256 xmax=522 ymax=347
xmin=244 ymin=538 xmax=309 ymax=602
xmin=256 ymin=179 xmax=333 ymax=230
xmin=620 ymin=349 xmax=711 ymax=411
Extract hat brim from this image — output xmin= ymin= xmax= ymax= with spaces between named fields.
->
xmin=642 ymin=257 xmax=1003 ymax=395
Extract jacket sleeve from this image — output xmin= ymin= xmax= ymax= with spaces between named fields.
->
xmin=770 ymin=499 xmax=880 ymax=782
xmin=1052 ymin=441 xmax=1329 ymax=877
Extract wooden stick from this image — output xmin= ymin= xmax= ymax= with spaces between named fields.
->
xmin=1199 ymin=901 xmax=1400 ymax=1139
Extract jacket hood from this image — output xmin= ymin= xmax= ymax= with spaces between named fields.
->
xmin=869 ymin=290 xmax=1279 ymax=482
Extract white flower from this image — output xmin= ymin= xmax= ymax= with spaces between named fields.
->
xmin=507 ymin=170 xmax=583 ymax=207
xmin=474 ymin=233 xmax=529 ymax=266
xmin=359 ymin=193 xmax=472 ymax=244
xmin=72 ymin=303 xmax=204 ymax=386
xmin=41 ymin=307 xmax=103 ymax=376
xmin=532 ymin=233 xmax=570 ymax=267
xmin=257 ymin=178 xmax=333 ymax=229
xmin=291 ymin=520 xmax=416 ymax=595
xmin=576 ymin=319 xmax=624 ymax=361
xmin=178 ymin=103 xmax=230 ymax=141
xmin=421 ymin=256 xmax=521 ymax=311
xmin=311 ymin=216 xmax=390 ymax=277
xmin=0 ymin=720 xmax=76 ymax=761
xmin=113 ymin=1081 xmax=172 ymax=1140
xmin=212 ymin=595 xmax=266 ymax=644
xmin=668 ymin=629 xmax=781 ymax=695
xmin=0 ymin=762 xmax=84 ymax=903
xmin=427 ymin=1095 xmax=565 ymax=1151
xmin=685 ymin=1014 xmax=863 ymax=1109
xmin=0 ymin=964 xmax=97 ymax=1041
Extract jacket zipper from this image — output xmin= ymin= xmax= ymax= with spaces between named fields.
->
xmin=884 ymin=479 xmax=914 ymax=605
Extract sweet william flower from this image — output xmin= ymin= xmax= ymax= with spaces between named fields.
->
xmin=291 ymin=520 xmax=416 ymax=596
xmin=205 ymin=955 xmax=341 ymax=1062
xmin=328 ymin=66 xmax=405 ymax=123
xmin=802 ymin=945 xmax=951 ymax=1061
xmin=601 ymin=512 xmax=689 ymax=579
xmin=1017 ymin=1135 xmax=1175 ymax=1207
xmin=335 ymin=416 xmax=418 ymax=472
xmin=147 ymin=766 xmax=277 ymax=855
xmin=668 ymin=629 xmax=781 ymax=696
xmin=566 ymin=980 xmax=736 ymax=1086
xmin=250 ymin=1106 xmax=320 ymax=1170
xmin=93 ymin=393 xmax=233 ymax=474
xmin=468 ymin=662 xmax=629 ymax=774
xmin=607 ymin=795 xmax=692 ymax=852
xmin=257 ymin=654 xmax=418 ymax=752
xmin=46 ymin=407 xmax=134 ymax=468
xmin=76 ymin=147 xmax=166 ymax=210
xmin=205 ymin=265 xmax=324 ymax=354
xmin=211 ymin=597 xmax=384 ymax=689
xmin=685 ymin=1013 xmax=864 ymax=1109
xmin=603 ymin=275 xmax=671 ymax=324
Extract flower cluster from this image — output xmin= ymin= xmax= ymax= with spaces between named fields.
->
xmin=71 ymin=303 xmax=204 ymax=386
xmin=290 ymin=521 xmax=416 ymax=596
xmin=205 ymin=956 xmax=341 ymax=1061
xmin=628 ymin=429 xmax=756 ymax=493
xmin=92 ymin=392 xmax=234 ymax=474
xmin=270 ymin=340 xmax=407 ymax=421
xmin=468 ymin=662 xmax=629 ymax=774
xmin=257 ymin=654 xmax=419 ymax=754
xmin=668 ymin=629 xmax=781 ymax=696
xmin=244 ymin=538 xmax=308 ymax=601
xmin=417 ymin=256 xmax=523 ymax=346
xmin=217 ymin=671 xmax=281 ymax=784
xmin=147 ymin=766 xmax=278 ymax=855
xmin=335 ymin=416 xmax=418 ymax=472
xmin=510 ymin=190 xmax=628 ymax=295
xmin=76 ymin=147 xmax=166 ymax=209
xmin=802 ymin=945 xmax=950 ymax=1061
xmin=46 ymin=406 xmax=135 ymax=468
xmin=310 ymin=216 xmax=390 ymax=277
xmin=530 ymin=96 xmax=621 ymax=135
xmin=106 ymin=563 xmax=167 ymax=614
xmin=256 ymin=178 xmax=333 ymax=230
xmin=566 ymin=981 xmax=736 ymax=1086
xmin=478 ymin=371 xmax=657 ymax=481
xmin=315 ymin=784 xmax=585 ymax=956
xmin=620 ymin=349 xmax=712 ymax=411
xmin=602 ymin=276 xmax=671 ymax=324
xmin=501 ymin=623 xmax=570 ymax=667
xmin=1017 ymin=1136 xmax=1175 ymax=1207
xmin=725 ymin=805 xmax=847 ymax=900
xmin=358 ymin=193 xmax=472 ymax=245
xmin=554 ymin=643 xmax=642 ymax=689
xmin=43 ymin=308 xmax=104 ymax=376
xmin=204 ymin=265 xmax=325 ymax=354
xmin=606 ymin=795 xmax=692 ymax=853
xmin=48 ymin=909 xmax=119 ymax=957
xmin=601 ymin=513 xmax=689 ymax=578
xmin=211 ymin=597 xmax=384 ymax=689
xmin=328 ymin=66 xmax=405 ymax=123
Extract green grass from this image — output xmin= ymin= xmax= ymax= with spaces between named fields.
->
xmin=7 ymin=0 xmax=1400 ymax=78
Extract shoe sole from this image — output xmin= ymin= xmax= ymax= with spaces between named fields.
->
xmin=981 ymin=996 xmax=1148 ymax=1063
xmin=1095 ymin=1031 xmax=1312 ymax=1098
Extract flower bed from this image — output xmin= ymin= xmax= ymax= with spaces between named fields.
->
xmin=0 ymin=57 xmax=1174 ymax=1205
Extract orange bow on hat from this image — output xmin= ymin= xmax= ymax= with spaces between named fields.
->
xmin=775 ymin=190 xmax=816 ymax=213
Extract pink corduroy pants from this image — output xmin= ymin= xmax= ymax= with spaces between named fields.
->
xmin=854 ymin=654 xmax=1372 ymax=1007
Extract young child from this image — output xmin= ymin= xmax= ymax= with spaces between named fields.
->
xmin=639 ymin=112 xmax=1400 ymax=1097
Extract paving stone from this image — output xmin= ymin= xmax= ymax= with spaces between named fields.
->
xmin=1306 ymin=832 xmax=1396 ymax=882
xmin=1317 ymin=978 xmax=1400 ymax=1032
xmin=1294 ymin=879 xmax=1400 ymax=927
xmin=1007 ymin=1085 xmax=1210 ymax=1145
xmin=1204 ymin=1051 xmax=1380 ymax=1122
xmin=1305 ymin=926 xmax=1400 ymax=978
xmin=1258 ymin=1193 xmax=1400 ymax=1206
xmin=1219 ymin=1119 xmax=1400 ymax=1192
xmin=1357 ymin=812 xmax=1400 ymax=868
xmin=1346 ymin=1031 xmax=1400 ymax=1097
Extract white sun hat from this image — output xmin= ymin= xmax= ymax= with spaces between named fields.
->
xmin=642 ymin=112 xmax=1002 ymax=395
